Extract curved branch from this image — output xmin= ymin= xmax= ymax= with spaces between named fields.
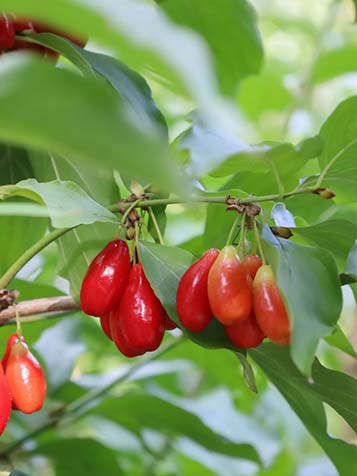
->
xmin=0 ymin=296 xmax=81 ymax=325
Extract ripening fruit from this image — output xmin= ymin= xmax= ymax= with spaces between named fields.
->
xmin=2 ymin=333 xmax=25 ymax=370
xmin=176 ymin=249 xmax=219 ymax=332
xmin=244 ymin=255 xmax=262 ymax=280
xmin=164 ymin=315 xmax=177 ymax=331
xmin=253 ymin=265 xmax=291 ymax=345
xmin=100 ymin=314 xmax=113 ymax=341
xmin=207 ymin=246 xmax=253 ymax=325
xmin=0 ymin=15 xmax=15 ymax=51
xmin=80 ymin=240 xmax=131 ymax=317
xmin=118 ymin=263 xmax=165 ymax=353
xmin=0 ymin=365 xmax=12 ymax=437
xmin=5 ymin=340 xmax=47 ymax=414
xmin=225 ymin=312 xmax=264 ymax=349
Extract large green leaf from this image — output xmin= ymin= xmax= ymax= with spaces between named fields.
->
xmin=33 ymin=438 xmax=123 ymax=476
xmin=3 ymin=0 xmax=226 ymax=106
xmin=319 ymin=96 xmax=357 ymax=188
xmin=311 ymin=45 xmax=357 ymax=83
xmin=261 ymin=226 xmax=343 ymax=375
xmin=158 ymin=0 xmax=263 ymax=95
xmin=90 ymin=394 xmax=261 ymax=464
xmin=0 ymin=56 xmax=181 ymax=193
xmin=251 ymin=344 xmax=357 ymax=476
xmin=0 ymin=145 xmax=47 ymax=274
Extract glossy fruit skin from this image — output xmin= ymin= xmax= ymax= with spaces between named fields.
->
xmin=207 ymin=246 xmax=253 ymax=325
xmin=2 ymin=333 xmax=25 ymax=370
xmin=225 ymin=312 xmax=265 ymax=349
xmin=80 ymin=240 xmax=131 ymax=317
xmin=244 ymin=255 xmax=262 ymax=280
xmin=253 ymin=265 xmax=291 ymax=345
xmin=0 ymin=15 xmax=15 ymax=51
xmin=119 ymin=263 xmax=165 ymax=353
xmin=100 ymin=314 xmax=113 ymax=341
xmin=176 ymin=249 xmax=219 ymax=332
xmin=164 ymin=315 xmax=177 ymax=331
xmin=110 ymin=309 xmax=144 ymax=358
xmin=5 ymin=340 xmax=46 ymax=414
xmin=0 ymin=364 xmax=12 ymax=437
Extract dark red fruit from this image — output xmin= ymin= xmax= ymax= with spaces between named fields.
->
xmin=5 ymin=339 xmax=46 ymax=414
xmin=12 ymin=17 xmax=35 ymax=32
xmin=253 ymin=265 xmax=291 ymax=345
xmin=2 ymin=333 xmax=25 ymax=370
xmin=0 ymin=364 xmax=12 ymax=437
xmin=244 ymin=255 xmax=262 ymax=279
xmin=80 ymin=240 xmax=131 ymax=317
xmin=100 ymin=314 xmax=113 ymax=341
xmin=164 ymin=315 xmax=177 ymax=330
xmin=225 ymin=312 xmax=265 ymax=349
xmin=176 ymin=249 xmax=219 ymax=332
xmin=208 ymin=246 xmax=252 ymax=325
xmin=0 ymin=15 xmax=15 ymax=51
xmin=118 ymin=263 xmax=165 ymax=353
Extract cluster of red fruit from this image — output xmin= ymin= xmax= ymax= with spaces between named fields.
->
xmin=0 ymin=334 xmax=47 ymax=437
xmin=0 ymin=13 xmax=86 ymax=59
xmin=177 ymin=245 xmax=291 ymax=348
xmin=80 ymin=240 xmax=176 ymax=358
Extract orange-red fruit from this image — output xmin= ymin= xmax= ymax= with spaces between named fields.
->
xmin=225 ymin=312 xmax=265 ymax=349
xmin=176 ymin=249 xmax=219 ymax=332
xmin=2 ymin=333 xmax=25 ymax=370
xmin=253 ymin=265 xmax=291 ymax=345
xmin=0 ymin=365 xmax=12 ymax=437
xmin=118 ymin=263 xmax=165 ymax=353
xmin=207 ymin=246 xmax=253 ymax=325
xmin=5 ymin=340 xmax=47 ymax=414
xmin=244 ymin=255 xmax=262 ymax=280
xmin=100 ymin=314 xmax=113 ymax=341
xmin=80 ymin=240 xmax=131 ymax=317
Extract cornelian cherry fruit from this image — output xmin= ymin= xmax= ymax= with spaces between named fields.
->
xmin=80 ymin=240 xmax=131 ymax=317
xmin=118 ymin=263 xmax=165 ymax=353
xmin=0 ymin=364 xmax=11 ymax=437
xmin=176 ymin=249 xmax=219 ymax=332
xmin=253 ymin=265 xmax=291 ymax=345
xmin=244 ymin=255 xmax=262 ymax=279
xmin=100 ymin=314 xmax=113 ymax=341
xmin=110 ymin=312 xmax=144 ymax=358
xmin=225 ymin=312 xmax=265 ymax=349
xmin=0 ymin=15 xmax=15 ymax=51
xmin=5 ymin=338 xmax=46 ymax=414
xmin=2 ymin=333 xmax=25 ymax=370
xmin=207 ymin=246 xmax=252 ymax=325
xmin=164 ymin=315 xmax=177 ymax=330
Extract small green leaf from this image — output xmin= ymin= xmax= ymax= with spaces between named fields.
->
xmin=325 ymin=326 xmax=357 ymax=359
xmin=261 ymin=226 xmax=342 ymax=375
xmin=235 ymin=353 xmax=258 ymax=393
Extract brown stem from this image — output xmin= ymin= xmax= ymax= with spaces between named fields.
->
xmin=0 ymin=296 xmax=80 ymax=325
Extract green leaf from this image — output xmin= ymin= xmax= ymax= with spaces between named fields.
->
xmin=33 ymin=438 xmax=123 ymax=476
xmin=340 ymin=240 xmax=357 ymax=284
xmin=294 ymin=220 xmax=357 ymax=266
xmin=1 ymin=179 xmax=117 ymax=228
xmin=139 ymin=241 xmax=242 ymax=352
xmin=251 ymin=344 xmax=357 ymax=476
xmin=158 ymin=0 xmax=263 ymax=95
xmin=91 ymin=394 xmax=261 ymax=464
xmin=0 ymin=56 xmax=181 ymax=193
xmin=312 ymin=45 xmax=357 ymax=83
xmin=325 ymin=325 xmax=357 ymax=359
xmin=319 ymin=96 xmax=357 ymax=188
xmin=261 ymin=226 xmax=343 ymax=375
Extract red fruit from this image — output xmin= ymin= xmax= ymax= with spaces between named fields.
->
xmin=0 ymin=365 xmax=12 ymax=437
xmin=119 ymin=263 xmax=165 ymax=353
xmin=110 ymin=312 xmax=144 ymax=358
xmin=100 ymin=314 xmax=113 ymax=341
xmin=225 ymin=312 xmax=264 ymax=349
xmin=2 ymin=333 xmax=25 ymax=370
xmin=12 ymin=17 xmax=35 ymax=32
xmin=164 ymin=315 xmax=177 ymax=331
xmin=176 ymin=249 xmax=219 ymax=332
xmin=80 ymin=240 xmax=131 ymax=317
xmin=244 ymin=255 xmax=262 ymax=280
xmin=207 ymin=246 xmax=253 ymax=325
xmin=0 ymin=15 xmax=15 ymax=51
xmin=5 ymin=340 xmax=46 ymax=414
xmin=253 ymin=265 xmax=291 ymax=345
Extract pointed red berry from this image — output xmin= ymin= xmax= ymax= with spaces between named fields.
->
xmin=0 ymin=364 xmax=12 ymax=437
xmin=244 ymin=255 xmax=262 ymax=280
xmin=0 ymin=15 xmax=15 ymax=52
xmin=225 ymin=312 xmax=265 ymax=349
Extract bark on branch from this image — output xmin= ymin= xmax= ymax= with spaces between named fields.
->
xmin=0 ymin=296 xmax=81 ymax=324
